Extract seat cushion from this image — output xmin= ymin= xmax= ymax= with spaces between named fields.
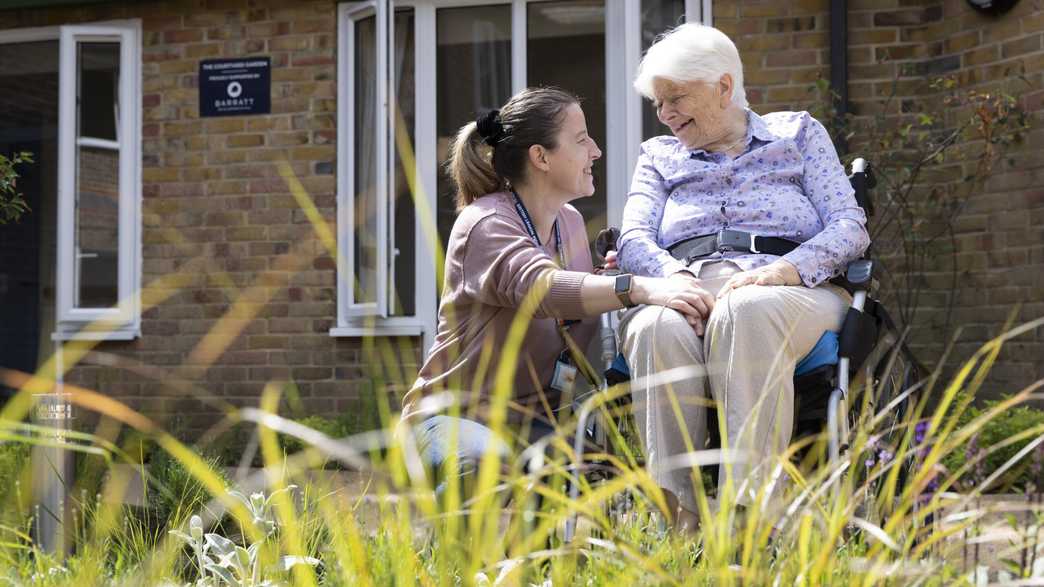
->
xmin=607 ymin=330 xmax=839 ymax=381
xmin=795 ymin=331 xmax=839 ymax=376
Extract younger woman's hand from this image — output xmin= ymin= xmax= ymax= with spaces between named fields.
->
xmin=633 ymin=275 xmax=716 ymax=336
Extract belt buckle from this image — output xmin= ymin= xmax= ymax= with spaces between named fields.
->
xmin=716 ymin=229 xmax=758 ymax=254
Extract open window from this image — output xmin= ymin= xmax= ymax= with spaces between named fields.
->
xmin=334 ymin=1 xmax=426 ymax=340
xmin=55 ymin=23 xmax=141 ymax=340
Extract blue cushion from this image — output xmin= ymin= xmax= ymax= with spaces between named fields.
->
xmin=609 ymin=331 xmax=839 ymax=381
xmin=794 ymin=331 xmax=839 ymax=376
xmin=608 ymin=352 xmax=631 ymax=378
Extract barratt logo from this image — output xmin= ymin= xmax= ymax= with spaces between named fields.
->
xmin=215 ymin=97 xmax=255 ymax=108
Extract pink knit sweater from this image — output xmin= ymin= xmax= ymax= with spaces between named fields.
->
xmin=402 ymin=192 xmax=598 ymax=426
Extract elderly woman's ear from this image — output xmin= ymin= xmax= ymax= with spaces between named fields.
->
xmin=717 ymin=74 xmax=734 ymax=109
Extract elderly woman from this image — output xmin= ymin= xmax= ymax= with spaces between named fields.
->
xmin=617 ymin=24 xmax=870 ymax=527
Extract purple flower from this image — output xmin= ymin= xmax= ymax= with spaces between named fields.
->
xmin=914 ymin=420 xmax=929 ymax=445
xmin=918 ymin=464 xmax=946 ymax=506
xmin=865 ymin=435 xmax=880 ymax=469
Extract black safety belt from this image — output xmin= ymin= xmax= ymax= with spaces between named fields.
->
xmin=667 ymin=228 xmax=801 ymax=263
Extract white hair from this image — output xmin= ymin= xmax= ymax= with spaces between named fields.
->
xmin=633 ymin=23 xmax=748 ymax=109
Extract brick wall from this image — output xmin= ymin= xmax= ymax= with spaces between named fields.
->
xmin=716 ymin=0 xmax=1042 ymax=399
xmin=0 ymin=0 xmax=420 ymax=438
xmin=713 ymin=0 xmax=832 ymax=112
xmin=845 ymin=0 xmax=1043 ymax=398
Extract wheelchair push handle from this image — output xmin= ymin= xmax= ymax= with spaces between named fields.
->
xmin=595 ymin=227 xmax=620 ymax=262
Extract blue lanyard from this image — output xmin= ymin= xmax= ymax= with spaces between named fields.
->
xmin=512 ymin=192 xmax=591 ymax=384
xmin=512 ymin=190 xmax=565 ymax=268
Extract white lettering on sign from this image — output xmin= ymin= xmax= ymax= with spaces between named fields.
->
xmin=215 ymin=98 xmax=256 ymax=108
xmin=202 ymin=60 xmax=269 ymax=71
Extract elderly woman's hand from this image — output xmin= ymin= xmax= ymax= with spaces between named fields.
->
xmin=717 ymin=260 xmax=802 ymax=299
xmin=598 ymin=250 xmax=618 ymax=273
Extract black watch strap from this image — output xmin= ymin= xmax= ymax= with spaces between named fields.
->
xmin=614 ymin=273 xmax=636 ymax=308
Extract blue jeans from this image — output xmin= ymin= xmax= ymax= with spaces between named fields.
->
xmin=413 ymin=415 xmax=554 ymax=498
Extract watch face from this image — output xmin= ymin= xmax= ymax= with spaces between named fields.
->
xmin=966 ymin=0 xmax=1019 ymax=15
xmin=615 ymin=274 xmax=632 ymax=293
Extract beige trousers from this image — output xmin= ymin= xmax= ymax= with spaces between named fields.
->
xmin=619 ymin=261 xmax=850 ymax=511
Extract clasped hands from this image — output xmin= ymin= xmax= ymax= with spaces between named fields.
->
xmin=602 ymin=252 xmax=801 ymax=335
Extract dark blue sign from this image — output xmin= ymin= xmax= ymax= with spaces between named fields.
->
xmin=199 ymin=57 xmax=271 ymax=117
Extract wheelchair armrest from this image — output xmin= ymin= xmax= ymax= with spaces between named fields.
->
xmin=831 ymin=259 xmax=875 ymax=295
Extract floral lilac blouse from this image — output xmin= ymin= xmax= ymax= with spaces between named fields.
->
xmin=617 ymin=109 xmax=870 ymax=287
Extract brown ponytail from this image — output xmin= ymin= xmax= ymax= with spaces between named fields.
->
xmin=447 ymin=121 xmax=502 ymax=211
xmin=446 ymin=87 xmax=580 ymax=212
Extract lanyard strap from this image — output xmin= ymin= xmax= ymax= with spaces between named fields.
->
xmin=512 ymin=190 xmax=565 ymax=268
xmin=511 ymin=190 xmax=597 ymax=386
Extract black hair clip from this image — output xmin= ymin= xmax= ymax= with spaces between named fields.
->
xmin=475 ymin=109 xmax=505 ymax=147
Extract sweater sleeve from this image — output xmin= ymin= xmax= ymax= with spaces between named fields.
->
xmin=461 ymin=213 xmax=589 ymax=320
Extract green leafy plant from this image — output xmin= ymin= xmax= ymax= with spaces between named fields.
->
xmin=0 ymin=441 xmax=31 ymax=524
xmin=277 ymin=415 xmax=346 ymax=457
xmin=943 ymin=396 xmax=1044 ymax=492
xmin=149 ymin=448 xmax=230 ymax=525
xmin=0 ymin=151 xmax=33 ymax=224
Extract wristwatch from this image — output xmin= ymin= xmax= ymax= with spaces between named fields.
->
xmin=614 ymin=273 xmax=636 ymax=308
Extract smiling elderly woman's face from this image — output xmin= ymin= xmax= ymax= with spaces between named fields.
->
xmin=652 ymin=76 xmax=734 ymax=151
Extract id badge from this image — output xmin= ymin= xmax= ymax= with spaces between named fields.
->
xmin=549 ymin=358 xmax=578 ymax=394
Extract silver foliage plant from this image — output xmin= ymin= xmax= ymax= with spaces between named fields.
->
xmin=168 ymin=485 xmax=319 ymax=587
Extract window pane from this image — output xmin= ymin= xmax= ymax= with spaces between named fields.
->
xmin=435 ymin=5 xmax=512 ymax=262
xmin=78 ymin=42 xmax=119 ymax=141
xmin=75 ymin=146 xmax=119 ymax=308
xmin=641 ymin=0 xmax=685 ymax=141
xmin=392 ymin=8 xmax=416 ymax=316
xmin=353 ymin=15 xmax=379 ymax=305
xmin=528 ymin=0 xmax=606 ymax=239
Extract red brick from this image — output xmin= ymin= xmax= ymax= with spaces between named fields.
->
xmin=765 ymin=49 xmax=819 ymax=68
xmin=164 ymin=29 xmax=204 ymax=44
xmin=1001 ymin=35 xmax=1042 ymax=59
xmin=964 ymin=45 xmax=1000 ymax=67
xmin=226 ymin=134 xmax=265 ymax=148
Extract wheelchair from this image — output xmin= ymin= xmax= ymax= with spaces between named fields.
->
xmin=564 ymin=158 xmax=922 ymax=541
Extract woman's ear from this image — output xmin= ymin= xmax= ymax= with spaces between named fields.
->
xmin=528 ymin=144 xmax=551 ymax=173
xmin=718 ymin=74 xmax=734 ymax=109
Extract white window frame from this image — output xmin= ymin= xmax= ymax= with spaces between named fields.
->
xmin=334 ymin=1 xmax=436 ymax=347
xmin=339 ymin=1 xmax=390 ymax=320
xmin=607 ymin=0 xmax=709 ymax=225
xmin=0 ymin=20 xmax=142 ymax=341
xmin=333 ymin=0 xmax=709 ymax=352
